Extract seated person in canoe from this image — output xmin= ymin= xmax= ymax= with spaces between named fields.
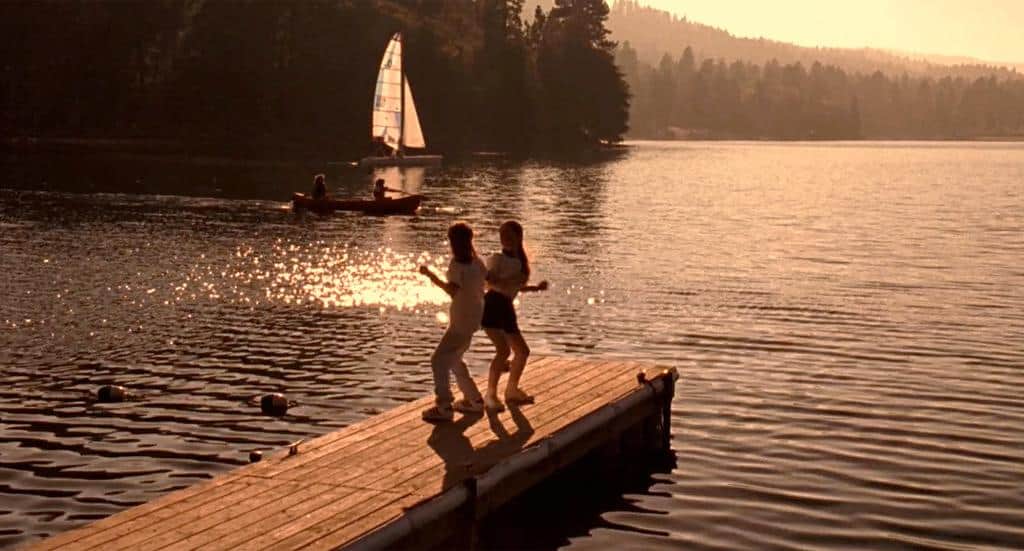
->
xmin=373 ymin=178 xmax=404 ymax=201
xmin=312 ymin=173 xmax=328 ymax=200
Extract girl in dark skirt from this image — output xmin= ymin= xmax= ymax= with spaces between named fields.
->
xmin=481 ymin=220 xmax=549 ymax=412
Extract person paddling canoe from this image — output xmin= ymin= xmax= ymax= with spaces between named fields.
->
xmin=373 ymin=178 xmax=403 ymax=200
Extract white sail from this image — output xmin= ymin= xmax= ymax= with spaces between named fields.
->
xmin=372 ymin=34 xmax=403 ymax=151
xmin=402 ymin=79 xmax=426 ymax=149
xmin=371 ymin=33 xmax=427 ymax=152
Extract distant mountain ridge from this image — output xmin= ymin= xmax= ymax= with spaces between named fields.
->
xmin=601 ymin=0 xmax=1021 ymax=79
xmin=888 ymin=50 xmax=1024 ymax=75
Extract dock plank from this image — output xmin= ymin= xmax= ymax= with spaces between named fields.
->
xmin=28 ymin=475 xmax=254 ymax=550
xmin=263 ymin=491 xmax=415 ymax=551
xmin=372 ymin=362 xmax=645 ymax=497
xmin=278 ymin=357 xmax=608 ymax=491
xmin=194 ymin=485 xmax=360 ymax=550
xmin=261 ymin=356 xmax=577 ymax=483
xmin=257 ymin=356 xmax=563 ymax=479
xmin=28 ymin=357 xmax=676 ymax=551
xmin=104 ymin=477 xmax=291 ymax=551
xmin=223 ymin=489 xmax=408 ymax=551
xmin=301 ymin=496 xmax=425 ymax=551
xmin=42 ymin=478 xmax=265 ymax=551
xmin=164 ymin=482 xmax=351 ymax=550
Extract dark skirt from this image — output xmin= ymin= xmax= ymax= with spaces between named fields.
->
xmin=481 ymin=290 xmax=520 ymax=334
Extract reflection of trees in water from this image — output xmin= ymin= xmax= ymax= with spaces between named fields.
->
xmin=515 ymin=162 xmax=614 ymax=360
xmin=528 ymin=162 xmax=613 ymax=261
xmin=9 ymin=159 xmax=431 ymax=201
xmin=431 ymin=159 xmax=611 ymax=247
xmin=2 ymin=153 xmax=328 ymax=200
xmin=369 ymin=166 xmax=425 ymax=196
xmin=422 ymin=161 xmax=531 ymax=235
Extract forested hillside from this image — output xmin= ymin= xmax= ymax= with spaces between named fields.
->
xmin=610 ymin=1 xmax=1024 ymax=140
xmin=0 ymin=0 xmax=629 ymax=158
xmin=607 ymin=0 xmax=1022 ymax=80
xmin=620 ymin=44 xmax=1024 ymax=140
xmin=4 ymin=0 xmax=1020 ymax=153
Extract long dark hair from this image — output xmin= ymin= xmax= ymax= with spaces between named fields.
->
xmin=448 ymin=222 xmax=477 ymax=264
xmin=501 ymin=220 xmax=530 ymax=280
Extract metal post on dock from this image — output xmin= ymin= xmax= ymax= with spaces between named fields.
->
xmin=661 ymin=369 xmax=677 ymax=451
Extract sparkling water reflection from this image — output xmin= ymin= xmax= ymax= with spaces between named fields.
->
xmin=179 ymin=242 xmax=449 ymax=310
xmin=1 ymin=141 xmax=1023 ymax=549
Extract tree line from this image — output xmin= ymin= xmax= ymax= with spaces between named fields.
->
xmin=608 ymin=0 xmax=1023 ymax=81
xmin=0 ymin=0 xmax=629 ymax=158
xmin=618 ymin=43 xmax=1024 ymax=140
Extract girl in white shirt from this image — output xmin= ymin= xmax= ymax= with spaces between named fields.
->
xmin=419 ymin=222 xmax=488 ymax=422
xmin=481 ymin=220 xmax=549 ymax=412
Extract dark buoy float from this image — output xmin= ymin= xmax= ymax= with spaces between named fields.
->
xmin=97 ymin=385 xmax=128 ymax=403
xmin=249 ymin=450 xmax=263 ymax=463
xmin=260 ymin=393 xmax=288 ymax=416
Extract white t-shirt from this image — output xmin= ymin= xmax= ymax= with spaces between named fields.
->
xmin=486 ymin=252 xmax=526 ymax=299
xmin=446 ymin=257 xmax=487 ymax=333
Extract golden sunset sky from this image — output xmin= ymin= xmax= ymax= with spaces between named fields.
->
xmin=631 ymin=0 xmax=1024 ymax=64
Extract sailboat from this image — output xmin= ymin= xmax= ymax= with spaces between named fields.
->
xmin=359 ymin=33 xmax=442 ymax=168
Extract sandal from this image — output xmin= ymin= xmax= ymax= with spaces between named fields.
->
xmin=483 ymin=394 xmax=506 ymax=413
xmin=452 ymin=398 xmax=484 ymax=414
xmin=505 ymin=389 xmax=535 ymax=405
xmin=421 ymin=405 xmax=454 ymax=423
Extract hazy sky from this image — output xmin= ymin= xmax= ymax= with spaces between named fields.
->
xmin=631 ymin=0 xmax=1024 ymax=63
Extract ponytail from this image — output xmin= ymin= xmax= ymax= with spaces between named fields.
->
xmin=516 ymin=241 xmax=530 ymax=282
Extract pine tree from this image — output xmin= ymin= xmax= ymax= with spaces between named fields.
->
xmin=536 ymin=0 xmax=630 ymax=149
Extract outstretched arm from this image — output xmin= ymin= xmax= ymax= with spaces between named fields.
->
xmin=419 ymin=265 xmax=460 ymax=297
xmin=520 ymin=280 xmax=549 ymax=293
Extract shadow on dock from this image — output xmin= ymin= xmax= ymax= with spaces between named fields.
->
xmin=428 ymin=407 xmax=536 ymax=493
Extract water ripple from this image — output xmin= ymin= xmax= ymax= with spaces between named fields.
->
xmin=2 ymin=142 xmax=1023 ymax=549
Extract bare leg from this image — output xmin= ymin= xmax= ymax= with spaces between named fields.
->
xmin=484 ymin=328 xmax=510 ymax=409
xmin=504 ymin=332 xmax=531 ymax=400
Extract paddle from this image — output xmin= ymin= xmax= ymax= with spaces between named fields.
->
xmin=383 ymin=186 xmax=414 ymax=197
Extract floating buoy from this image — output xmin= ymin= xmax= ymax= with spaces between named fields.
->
xmin=97 ymin=385 xmax=128 ymax=403
xmin=249 ymin=450 xmax=263 ymax=463
xmin=260 ymin=393 xmax=288 ymax=416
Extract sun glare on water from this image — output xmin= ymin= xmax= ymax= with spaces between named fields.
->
xmin=177 ymin=240 xmax=450 ymax=312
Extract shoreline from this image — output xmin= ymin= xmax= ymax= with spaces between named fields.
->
xmin=1 ymin=137 xmax=629 ymax=165
xmin=3 ymin=136 xmax=1019 ymax=169
xmin=1 ymin=136 xmax=338 ymax=165
xmin=625 ymin=135 xmax=1024 ymax=143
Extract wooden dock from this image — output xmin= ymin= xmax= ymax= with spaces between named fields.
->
xmin=28 ymin=357 xmax=677 ymax=550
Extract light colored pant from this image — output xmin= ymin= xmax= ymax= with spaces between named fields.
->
xmin=431 ymin=328 xmax=482 ymax=408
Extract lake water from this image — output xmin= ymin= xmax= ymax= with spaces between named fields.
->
xmin=1 ymin=141 xmax=1022 ymax=549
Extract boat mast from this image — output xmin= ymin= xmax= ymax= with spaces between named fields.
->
xmin=398 ymin=33 xmax=405 ymax=157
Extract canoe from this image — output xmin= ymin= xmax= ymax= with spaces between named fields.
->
xmin=291 ymin=193 xmax=422 ymax=215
